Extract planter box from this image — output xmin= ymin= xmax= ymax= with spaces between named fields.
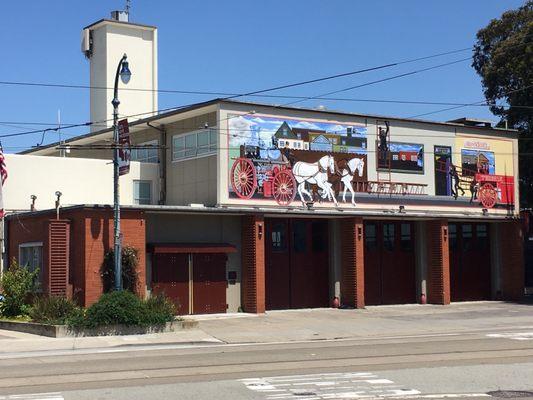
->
xmin=0 ymin=319 xmax=198 ymax=338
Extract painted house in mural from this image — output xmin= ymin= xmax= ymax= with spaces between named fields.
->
xmin=2 ymin=13 xmax=526 ymax=316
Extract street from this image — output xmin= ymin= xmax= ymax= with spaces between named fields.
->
xmin=0 ymin=302 xmax=532 ymax=399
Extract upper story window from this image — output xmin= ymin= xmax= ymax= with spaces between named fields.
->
xmin=131 ymin=140 xmax=159 ymax=163
xmin=172 ymin=129 xmax=217 ymax=161
xmin=133 ymin=180 xmax=152 ymax=205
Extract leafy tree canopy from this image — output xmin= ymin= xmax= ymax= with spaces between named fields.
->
xmin=472 ymin=1 xmax=533 ymax=205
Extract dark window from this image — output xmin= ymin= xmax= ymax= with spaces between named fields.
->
xmin=292 ymin=221 xmax=307 ymax=253
xmin=400 ymin=223 xmax=413 ymax=251
xmin=312 ymin=221 xmax=328 ymax=252
xmin=476 ymin=224 xmax=489 ymax=249
xmin=271 ymin=222 xmax=287 ymax=252
xmin=449 ymin=223 xmax=457 ymax=250
xmin=383 ymin=223 xmax=395 ymax=251
xmin=364 ymin=223 xmax=377 ymax=251
xmin=462 ymin=224 xmax=473 ymax=252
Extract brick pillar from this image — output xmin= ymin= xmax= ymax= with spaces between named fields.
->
xmin=48 ymin=220 xmax=70 ymax=297
xmin=426 ymin=220 xmax=450 ymax=305
xmin=241 ymin=215 xmax=266 ymax=313
xmin=340 ymin=217 xmax=365 ymax=308
xmin=500 ymin=221 xmax=524 ymax=301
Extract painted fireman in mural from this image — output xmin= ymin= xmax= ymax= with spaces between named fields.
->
xmin=227 ymin=114 xmax=515 ymax=209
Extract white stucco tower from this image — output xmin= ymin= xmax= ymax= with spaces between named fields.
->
xmin=81 ymin=11 xmax=158 ymax=131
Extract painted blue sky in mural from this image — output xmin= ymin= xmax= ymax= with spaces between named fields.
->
xmin=389 ymin=142 xmax=423 ymax=153
xmin=462 ymin=149 xmax=496 ymax=174
xmin=228 ymin=114 xmax=367 ymax=150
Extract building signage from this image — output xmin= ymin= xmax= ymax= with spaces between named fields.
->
xmin=464 ymin=140 xmax=490 ymax=150
xmin=118 ymin=119 xmax=131 ymax=176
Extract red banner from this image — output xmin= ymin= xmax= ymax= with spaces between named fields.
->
xmin=118 ymin=119 xmax=131 ymax=176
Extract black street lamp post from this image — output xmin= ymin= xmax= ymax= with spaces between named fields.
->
xmin=112 ymin=53 xmax=132 ymax=291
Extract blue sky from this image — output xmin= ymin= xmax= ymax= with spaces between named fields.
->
xmin=0 ymin=0 xmax=525 ymax=153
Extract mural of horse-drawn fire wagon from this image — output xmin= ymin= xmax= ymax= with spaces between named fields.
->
xmin=439 ymin=158 xmax=515 ymax=209
xmin=228 ymin=115 xmax=368 ymax=206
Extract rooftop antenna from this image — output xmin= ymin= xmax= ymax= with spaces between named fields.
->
xmin=58 ymin=109 xmax=65 ymax=157
xmin=125 ymin=0 xmax=131 ymax=18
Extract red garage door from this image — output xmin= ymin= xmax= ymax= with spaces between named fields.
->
xmin=449 ymin=223 xmax=491 ymax=301
xmin=364 ymin=221 xmax=416 ymax=305
xmin=151 ymin=244 xmax=234 ymax=315
xmin=151 ymin=253 xmax=189 ymax=315
xmin=265 ymin=219 xmax=329 ymax=310
xmin=192 ymin=254 xmax=227 ymax=314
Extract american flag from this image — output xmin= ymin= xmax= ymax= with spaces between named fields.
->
xmin=0 ymin=144 xmax=7 ymax=218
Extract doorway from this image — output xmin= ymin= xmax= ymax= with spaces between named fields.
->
xmin=434 ymin=145 xmax=452 ymax=196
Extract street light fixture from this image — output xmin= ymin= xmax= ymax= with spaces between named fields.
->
xmin=112 ymin=53 xmax=132 ymax=291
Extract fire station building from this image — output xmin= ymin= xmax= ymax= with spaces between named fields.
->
xmin=2 ymin=15 xmax=525 ymax=313
xmin=5 ymin=99 xmax=525 ymax=313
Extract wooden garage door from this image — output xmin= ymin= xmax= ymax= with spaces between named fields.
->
xmin=151 ymin=252 xmax=228 ymax=315
xmin=151 ymin=253 xmax=189 ymax=315
xmin=193 ymin=253 xmax=227 ymax=314
xmin=450 ymin=223 xmax=491 ymax=301
xmin=364 ymin=221 xmax=416 ymax=305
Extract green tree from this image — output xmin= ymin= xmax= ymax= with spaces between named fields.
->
xmin=472 ymin=1 xmax=533 ymax=206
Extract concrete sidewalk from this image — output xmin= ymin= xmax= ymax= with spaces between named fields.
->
xmin=0 ymin=301 xmax=531 ymax=355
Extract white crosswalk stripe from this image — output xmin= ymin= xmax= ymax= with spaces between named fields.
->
xmin=0 ymin=394 xmax=64 ymax=400
xmin=487 ymin=332 xmax=533 ymax=341
xmin=240 ymin=372 xmax=421 ymax=399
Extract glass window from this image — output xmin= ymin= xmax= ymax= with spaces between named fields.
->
xmin=292 ymin=221 xmax=307 ymax=253
xmin=449 ymin=223 xmax=457 ymax=250
xmin=476 ymin=224 xmax=489 ymax=249
xmin=365 ymin=223 xmax=377 ymax=251
xmin=462 ymin=224 xmax=473 ymax=252
xmin=400 ymin=223 xmax=413 ymax=251
xmin=271 ymin=223 xmax=287 ymax=252
xmin=312 ymin=221 xmax=328 ymax=252
xmin=133 ymin=180 xmax=152 ymax=205
xmin=131 ymin=140 xmax=158 ymax=163
xmin=383 ymin=223 xmax=395 ymax=251
xmin=172 ymin=129 xmax=217 ymax=161
xmin=19 ymin=243 xmax=43 ymax=283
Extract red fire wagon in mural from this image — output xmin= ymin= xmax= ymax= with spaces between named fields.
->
xmin=475 ymin=173 xmax=515 ymax=208
xmin=230 ymin=144 xmax=297 ymax=206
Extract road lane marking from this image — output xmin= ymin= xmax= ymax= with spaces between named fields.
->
xmin=0 ymin=393 xmax=64 ymax=400
xmin=240 ymin=372 xmax=421 ymax=399
xmin=487 ymin=332 xmax=533 ymax=341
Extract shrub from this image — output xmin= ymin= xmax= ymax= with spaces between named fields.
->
xmin=101 ymin=247 xmax=139 ymax=293
xmin=83 ymin=290 xmax=145 ymax=328
xmin=30 ymin=296 xmax=80 ymax=325
xmin=143 ymin=294 xmax=176 ymax=325
xmin=0 ymin=260 xmax=40 ymax=318
xmin=71 ymin=291 xmax=177 ymax=329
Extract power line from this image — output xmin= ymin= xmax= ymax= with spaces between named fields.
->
xmin=0 ymin=47 xmax=473 ymax=96
xmin=409 ymin=83 xmax=533 ymax=119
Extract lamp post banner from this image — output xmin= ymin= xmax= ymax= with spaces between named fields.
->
xmin=118 ymin=119 xmax=131 ymax=176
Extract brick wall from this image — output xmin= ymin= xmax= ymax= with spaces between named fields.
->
xmin=340 ymin=217 xmax=365 ymax=308
xmin=500 ymin=220 xmax=524 ymax=301
xmin=426 ymin=220 xmax=451 ymax=305
xmin=7 ymin=207 xmax=146 ymax=307
xmin=7 ymin=216 xmax=50 ymax=293
xmin=241 ymin=215 xmax=265 ymax=313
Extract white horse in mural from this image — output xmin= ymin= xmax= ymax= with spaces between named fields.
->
xmin=293 ymin=155 xmax=337 ymax=205
xmin=340 ymin=157 xmax=365 ymax=206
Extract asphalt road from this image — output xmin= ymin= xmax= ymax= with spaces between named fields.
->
xmin=1 ymin=328 xmax=533 ymax=400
